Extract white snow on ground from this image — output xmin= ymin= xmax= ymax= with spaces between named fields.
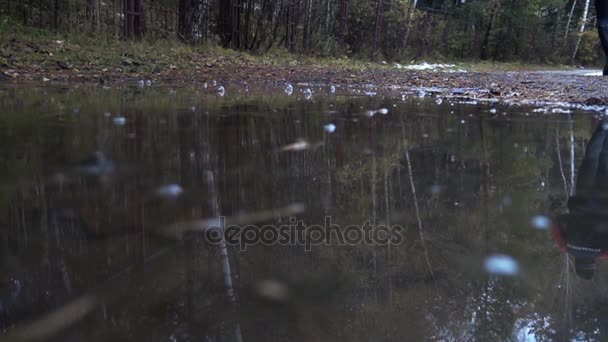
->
xmin=395 ymin=62 xmax=467 ymax=72
xmin=584 ymin=70 xmax=603 ymax=76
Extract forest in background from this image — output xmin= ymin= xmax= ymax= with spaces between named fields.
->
xmin=0 ymin=0 xmax=604 ymax=66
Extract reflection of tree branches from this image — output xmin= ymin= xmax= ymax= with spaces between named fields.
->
xmin=202 ymin=116 xmax=243 ymax=342
xmin=556 ymin=126 xmax=570 ymax=198
xmin=401 ymin=118 xmax=435 ymax=278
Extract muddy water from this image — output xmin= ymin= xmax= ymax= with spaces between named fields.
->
xmin=0 ymin=84 xmax=606 ymax=341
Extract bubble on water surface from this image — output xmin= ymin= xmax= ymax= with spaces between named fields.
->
xmin=112 ymin=117 xmax=126 ymax=126
xmin=484 ymin=254 xmax=520 ymax=276
xmin=531 ymin=215 xmax=551 ymax=230
xmin=217 ymin=86 xmax=225 ymax=97
xmin=280 ymin=139 xmax=310 ymax=152
xmin=284 ymin=83 xmax=293 ymax=95
xmin=324 ymin=124 xmax=336 ymax=133
xmin=255 ymin=280 xmax=290 ymax=302
xmin=430 ymin=185 xmax=443 ymax=194
xmin=156 ymin=184 xmax=184 ymax=200
xmin=304 ymin=88 xmax=312 ymax=100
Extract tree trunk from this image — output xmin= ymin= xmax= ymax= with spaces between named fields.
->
xmin=480 ymin=1 xmax=500 ymax=60
xmin=87 ymin=0 xmax=100 ymax=32
xmin=231 ymin=0 xmax=241 ymax=49
xmin=564 ymin=0 xmax=577 ymax=40
xmin=338 ymin=0 xmax=349 ymax=49
xmin=303 ymin=0 xmax=313 ymax=51
xmin=124 ymin=0 xmax=143 ymax=38
xmin=372 ymin=0 xmax=383 ymax=61
xmin=571 ymin=0 xmax=590 ymax=64
xmin=285 ymin=0 xmax=296 ymax=53
xmin=402 ymin=0 xmax=418 ymax=51
xmin=418 ymin=11 xmax=430 ymax=57
xmin=178 ymin=0 xmax=192 ymax=41
xmin=218 ymin=0 xmax=231 ymax=46
xmin=551 ymin=10 xmax=563 ymax=53
xmin=54 ymin=0 xmax=60 ymax=31
xmin=325 ymin=0 xmax=332 ymax=36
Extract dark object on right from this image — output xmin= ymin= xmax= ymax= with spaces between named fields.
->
xmin=598 ymin=0 xmax=608 ymax=75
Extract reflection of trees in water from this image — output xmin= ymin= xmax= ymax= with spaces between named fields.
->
xmin=1 ymin=87 xmax=607 ymax=340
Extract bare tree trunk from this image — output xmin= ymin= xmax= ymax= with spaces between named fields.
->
xmin=564 ymin=0 xmax=577 ymax=40
xmin=87 ymin=0 xmax=100 ymax=33
xmin=54 ymin=0 xmax=61 ymax=31
xmin=325 ymin=0 xmax=332 ymax=36
xmin=338 ymin=0 xmax=348 ymax=49
xmin=285 ymin=0 xmax=296 ymax=53
xmin=372 ymin=0 xmax=383 ymax=61
xmin=303 ymin=0 xmax=312 ymax=51
xmin=418 ymin=11 xmax=431 ymax=57
xmin=192 ymin=0 xmax=208 ymax=43
xmin=178 ymin=0 xmax=191 ymax=41
xmin=481 ymin=0 xmax=500 ymax=60
xmin=552 ymin=10 xmax=563 ymax=53
xmin=402 ymin=0 xmax=418 ymax=51
xmin=231 ymin=0 xmax=241 ymax=49
xmin=571 ymin=0 xmax=591 ymax=64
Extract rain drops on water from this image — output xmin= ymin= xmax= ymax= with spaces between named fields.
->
xmin=284 ymin=83 xmax=294 ymax=96
xmin=156 ymin=184 xmax=184 ymax=200
xmin=217 ymin=86 xmax=225 ymax=97
xmin=303 ymin=88 xmax=313 ymax=100
xmin=435 ymin=98 xmax=443 ymax=105
xmin=484 ymin=254 xmax=520 ymax=276
xmin=330 ymin=85 xmax=336 ymax=94
xmin=112 ymin=116 xmax=127 ymax=126
xmin=324 ymin=123 xmax=336 ymax=133
xmin=430 ymin=185 xmax=443 ymax=194
xmin=280 ymin=139 xmax=310 ymax=152
xmin=255 ymin=279 xmax=290 ymax=302
xmin=531 ymin=215 xmax=551 ymax=230
xmin=365 ymin=108 xmax=388 ymax=117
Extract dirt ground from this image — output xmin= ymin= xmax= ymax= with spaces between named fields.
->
xmin=2 ymin=55 xmax=607 ymax=108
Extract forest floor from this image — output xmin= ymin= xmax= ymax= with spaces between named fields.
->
xmin=1 ymin=27 xmax=607 ymax=108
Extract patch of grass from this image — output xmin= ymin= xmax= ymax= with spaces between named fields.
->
xmin=0 ymin=14 xmax=583 ymax=78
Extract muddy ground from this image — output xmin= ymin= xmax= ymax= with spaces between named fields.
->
xmin=2 ymin=53 xmax=607 ymax=108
